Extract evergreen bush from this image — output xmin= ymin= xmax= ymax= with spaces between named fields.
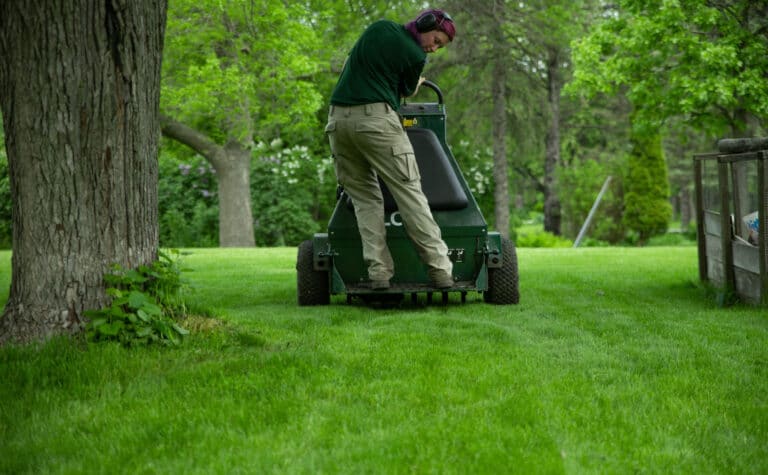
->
xmin=622 ymin=132 xmax=673 ymax=244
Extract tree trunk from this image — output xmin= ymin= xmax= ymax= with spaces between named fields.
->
xmin=679 ymin=186 xmax=692 ymax=230
xmin=159 ymin=116 xmax=255 ymax=247
xmin=218 ymin=142 xmax=255 ymax=247
xmin=491 ymin=17 xmax=510 ymax=239
xmin=0 ymin=0 xmax=166 ymax=344
xmin=543 ymin=49 xmax=562 ymax=235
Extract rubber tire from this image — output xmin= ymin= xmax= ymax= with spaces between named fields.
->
xmin=296 ymin=240 xmax=330 ymax=306
xmin=484 ymin=238 xmax=520 ymax=305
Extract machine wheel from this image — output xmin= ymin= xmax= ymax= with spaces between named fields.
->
xmin=296 ymin=240 xmax=330 ymax=306
xmin=484 ymin=238 xmax=520 ymax=305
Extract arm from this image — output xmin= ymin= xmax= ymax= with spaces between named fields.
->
xmin=399 ymin=58 xmax=426 ymax=98
xmin=400 ymin=74 xmax=427 ymax=98
xmin=407 ymin=76 xmax=427 ymax=97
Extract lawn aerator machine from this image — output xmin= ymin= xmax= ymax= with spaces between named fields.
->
xmin=297 ymin=81 xmax=519 ymax=305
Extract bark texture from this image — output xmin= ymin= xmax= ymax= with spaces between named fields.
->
xmin=491 ymin=60 xmax=510 ymax=239
xmin=543 ymin=48 xmax=562 ymax=235
xmin=490 ymin=0 xmax=510 ymax=239
xmin=0 ymin=0 xmax=167 ymax=344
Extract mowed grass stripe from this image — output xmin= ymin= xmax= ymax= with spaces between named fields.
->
xmin=0 ymin=246 xmax=765 ymax=474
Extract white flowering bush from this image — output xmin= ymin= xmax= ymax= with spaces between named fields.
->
xmin=251 ymin=141 xmax=336 ymax=246
xmin=451 ymin=140 xmax=495 ymax=219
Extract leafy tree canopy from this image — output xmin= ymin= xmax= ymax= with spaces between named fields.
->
xmin=162 ymin=0 xmax=324 ymax=144
xmin=568 ymin=0 xmax=768 ymax=135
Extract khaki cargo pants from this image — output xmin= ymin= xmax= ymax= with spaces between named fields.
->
xmin=325 ymin=102 xmax=453 ymax=283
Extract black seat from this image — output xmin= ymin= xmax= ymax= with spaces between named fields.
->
xmin=345 ymin=127 xmax=468 ymax=212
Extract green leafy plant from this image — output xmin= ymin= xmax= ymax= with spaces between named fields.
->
xmin=516 ymin=229 xmax=573 ymax=248
xmin=250 ymin=141 xmax=330 ymax=246
xmin=158 ymin=152 xmax=219 ymax=248
xmin=85 ymin=250 xmax=190 ymax=346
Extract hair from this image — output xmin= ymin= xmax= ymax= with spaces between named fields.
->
xmin=406 ymin=9 xmax=456 ymax=42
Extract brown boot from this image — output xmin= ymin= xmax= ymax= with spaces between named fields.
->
xmin=370 ymin=279 xmax=390 ymax=290
xmin=431 ymin=274 xmax=454 ymax=289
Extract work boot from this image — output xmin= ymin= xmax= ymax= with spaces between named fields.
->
xmin=430 ymin=272 xmax=454 ymax=289
xmin=370 ymin=279 xmax=390 ymax=290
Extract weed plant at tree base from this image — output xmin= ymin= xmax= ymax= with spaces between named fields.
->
xmin=85 ymin=250 xmax=190 ymax=346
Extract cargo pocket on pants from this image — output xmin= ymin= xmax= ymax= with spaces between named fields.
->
xmin=392 ymin=144 xmax=420 ymax=183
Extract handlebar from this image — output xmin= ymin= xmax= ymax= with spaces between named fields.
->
xmin=419 ymin=80 xmax=444 ymax=104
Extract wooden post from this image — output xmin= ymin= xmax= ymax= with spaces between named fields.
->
xmin=759 ymin=152 xmax=768 ymax=305
xmin=693 ymin=155 xmax=708 ymax=282
xmin=718 ymin=158 xmax=736 ymax=294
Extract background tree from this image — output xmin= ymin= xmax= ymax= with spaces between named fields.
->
xmin=488 ymin=0 xmax=513 ymax=239
xmin=0 ymin=1 xmax=166 ymax=344
xmin=441 ymin=0 xmax=599 ymax=237
xmin=570 ymin=0 xmax=768 ymax=136
xmin=516 ymin=1 xmax=599 ymax=236
xmin=160 ymin=0 xmax=324 ymax=247
xmin=155 ymin=0 xmax=440 ymax=248
xmin=567 ymin=0 xmax=767 ymax=244
xmin=440 ymin=0 xmax=531 ymax=238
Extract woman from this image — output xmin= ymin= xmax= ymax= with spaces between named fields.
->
xmin=325 ymin=9 xmax=457 ymax=290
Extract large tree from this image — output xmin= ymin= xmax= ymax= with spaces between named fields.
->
xmin=489 ymin=0 xmax=512 ymax=239
xmin=525 ymin=2 xmax=600 ymax=236
xmin=0 ymin=1 xmax=167 ymax=344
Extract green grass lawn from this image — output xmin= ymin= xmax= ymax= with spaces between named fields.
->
xmin=0 ymin=246 xmax=766 ymax=474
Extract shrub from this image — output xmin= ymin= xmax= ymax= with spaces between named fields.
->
xmin=558 ymin=155 xmax=626 ymax=244
xmin=516 ymin=229 xmax=573 ymax=248
xmin=622 ymin=131 xmax=672 ymax=244
xmin=158 ymin=153 xmax=219 ymax=247
xmin=85 ymin=250 xmax=190 ymax=347
xmin=251 ymin=142 xmax=331 ymax=246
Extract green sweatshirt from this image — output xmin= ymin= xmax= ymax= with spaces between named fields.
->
xmin=330 ymin=20 xmax=426 ymax=112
